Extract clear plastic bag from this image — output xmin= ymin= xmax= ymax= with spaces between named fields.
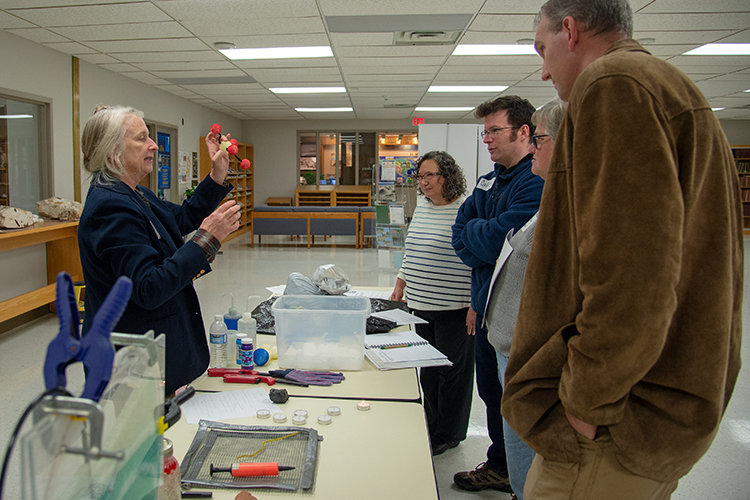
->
xmin=312 ymin=264 xmax=351 ymax=295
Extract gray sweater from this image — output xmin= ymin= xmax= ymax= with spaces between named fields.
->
xmin=485 ymin=214 xmax=537 ymax=356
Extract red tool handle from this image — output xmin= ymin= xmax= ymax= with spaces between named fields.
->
xmin=223 ymin=374 xmax=276 ymax=385
xmin=208 ymin=368 xmax=258 ymax=377
xmin=232 ymin=462 xmax=280 ymax=476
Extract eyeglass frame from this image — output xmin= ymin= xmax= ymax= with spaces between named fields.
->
xmin=412 ymin=171 xmax=442 ymax=183
xmin=480 ymin=126 xmax=521 ymax=139
xmin=531 ymin=134 xmax=551 ymax=149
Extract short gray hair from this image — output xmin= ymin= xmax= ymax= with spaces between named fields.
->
xmin=81 ymin=105 xmax=144 ymax=185
xmin=535 ymin=0 xmax=633 ymax=38
xmin=531 ymin=97 xmax=568 ymax=141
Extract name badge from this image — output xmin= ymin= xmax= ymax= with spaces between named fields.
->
xmin=477 ymin=177 xmax=495 ymax=191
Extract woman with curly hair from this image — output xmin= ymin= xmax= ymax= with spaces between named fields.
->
xmin=391 ymin=150 xmax=474 ymax=456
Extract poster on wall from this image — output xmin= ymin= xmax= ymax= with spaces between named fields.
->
xmin=379 ymin=157 xmax=417 ymax=185
xmin=178 ymin=150 xmax=190 ymax=184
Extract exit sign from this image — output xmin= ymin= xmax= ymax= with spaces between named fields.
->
xmin=413 ymin=117 xmax=424 ymax=126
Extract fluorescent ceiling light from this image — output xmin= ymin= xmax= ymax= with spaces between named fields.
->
xmin=712 ymin=107 xmax=726 ymax=111
xmin=220 ymin=46 xmax=333 ymax=60
xmin=415 ymin=106 xmax=475 ymax=112
xmin=453 ymin=44 xmax=538 ymax=56
xmin=271 ymin=87 xmax=346 ymax=94
xmin=428 ymin=85 xmax=508 ymax=93
xmin=296 ymin=107 xmax=353 ymax=112
xmin=744 ymin=89 xmax=750 ymax=93
xmin=683 ymin=43 xmax=750 ymax=56
xmin=0 ymin=114 xmax=33 ymax=119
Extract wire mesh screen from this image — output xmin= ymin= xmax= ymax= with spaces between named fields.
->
xmin=180 ymin=420 xmax=320 ymax=492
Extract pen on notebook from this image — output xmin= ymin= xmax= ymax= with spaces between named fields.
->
xmin=381 ymin=343 xmax=414 ymax=350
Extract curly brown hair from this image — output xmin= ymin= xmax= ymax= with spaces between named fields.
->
xmin=413 ymin=151 xmax=467 ymax=203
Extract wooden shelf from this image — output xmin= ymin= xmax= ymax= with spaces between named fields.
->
xmin=200 ymin=138 xmax=254 ymax=242
xmin=0 ymin=221 xmax=83 ymax=323
xmin=295 ymin=185 xmax=371 ymax=207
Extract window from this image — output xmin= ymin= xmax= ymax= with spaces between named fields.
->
xmin=297 ymin=131 xmax=399 ymax=186
xmin=0 ymin=93 xmax=51 ymax=212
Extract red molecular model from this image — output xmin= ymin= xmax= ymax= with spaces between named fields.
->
xmin=212 ymin=125 xmax=250 ymax=169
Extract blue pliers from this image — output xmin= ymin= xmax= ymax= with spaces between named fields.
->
xmin=43 ymin=272 xmax=133 ymax=402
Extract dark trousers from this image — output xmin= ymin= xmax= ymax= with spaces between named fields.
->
xmin=414 ymin=308 xmax=475 ymax=445
xmin=475 ymin=313 xmax=509 ymax=476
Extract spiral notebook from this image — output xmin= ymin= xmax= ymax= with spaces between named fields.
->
xmin=364 ymin=330 xmax=452 ymax=370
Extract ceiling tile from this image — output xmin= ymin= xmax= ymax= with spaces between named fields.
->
xmin=50 ymin=21 xmax=193 ymax=41
xmin=131 ymin=61 xmax=236 ymax=72
xmin=634 ymin=13 xmax=750 ymax=31
xmin=5 ymin=27 xmax=67 ymax=43
xmin=44 ymin=41 xmax=98 ymax=55
xmin=7 ymin=3 xmax=171 ymax=26
xmin=114 ymin=51 xmax=224 ymax=63
xmin=639 ymin=0 xmax=750 ymax=14
xmin=0 ymin=11 xmax=34 ymax=29
xmin=155 ymin=0 xmax=321 ymax=20
xmin=87 ymin=38 xmax=209 ymax=53
xmin=318 ymin=0 xmax=485 ymax=16
xmin=468 ymin=14 xmax=538 ymax=32
xmin=330 ymin=33 xmax=394 ymax=47
xmin=200 ymin=34 xmax=331 ymax=49
xmin=180 ymin=17 xmax=325 ymax=38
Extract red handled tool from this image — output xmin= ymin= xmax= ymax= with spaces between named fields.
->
xmin=209 ymin=462 xmax=294 ymax=477
xmin=222 ymin=374 xmax=276 ymax=385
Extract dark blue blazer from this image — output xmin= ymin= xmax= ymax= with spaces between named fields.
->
xmin=78 ymin=175 xmax=231 ymax=395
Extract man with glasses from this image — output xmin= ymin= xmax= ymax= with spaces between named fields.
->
xmin=451 ymin=95 xmax=544 ymax=494
xmin=503 ymin=0 xmax=743 ymax=497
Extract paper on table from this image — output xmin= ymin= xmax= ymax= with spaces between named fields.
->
xmin=370 ymin=308 xmax=428 ymax=325
xmin=344 ymin=289 xmax=392 ymax=299
xmin=180 ymin=388 xmax=281 ymax=425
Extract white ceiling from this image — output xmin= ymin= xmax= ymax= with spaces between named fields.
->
xmin=1 ymin=0 xmax=749 ymax=121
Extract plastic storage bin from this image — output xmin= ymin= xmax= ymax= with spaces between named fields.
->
xmin=272 ymin=295 xmax=371 ymax=371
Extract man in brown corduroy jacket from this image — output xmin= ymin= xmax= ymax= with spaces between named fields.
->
xmin=503 ymin=1 xmax=743 ymax=498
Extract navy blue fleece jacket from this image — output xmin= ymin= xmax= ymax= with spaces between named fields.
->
xmin=452 ymin=154 xmax=543 ymax=315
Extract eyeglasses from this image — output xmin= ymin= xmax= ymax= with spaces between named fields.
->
xmin=413 ymin=172 xmax=441 ymax=182
xmin=531 ymin=134 xmax=551 ymax=149
xmin=480 ymin=126 xmax=520 ymax=139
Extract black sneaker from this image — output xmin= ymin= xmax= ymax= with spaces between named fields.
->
xmin=431 ymin=440 xmax=460 ymax=456
xmin=453 ymin=461 xmax=512 ymax=492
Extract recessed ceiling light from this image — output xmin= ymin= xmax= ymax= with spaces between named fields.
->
xmin=453 ymin=44 xmax=538 ymax=56
xmin=684 ymin=43 xmax=750 ymax=56
xmin=295 ymin=107 xmax=353 ymax=112
xmin=415 ymin=106 xmax=475 ymax=112
xmin=428 ymin=86 xmax=508 ymax=93
xmin=712 ymin=107 xmax=726 ymax=111
xmin=220 ymin=46 xmax=334 ymax=60
xmin=271 ymin=87 xmax=346 ymax=94
xmin=0 ymin=114 xmax=33 ymax=119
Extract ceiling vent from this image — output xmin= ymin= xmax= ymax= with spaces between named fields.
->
xmin=394 ymin=31 xmax=460 ymax=46
xmin=384 ymin=103 xmax=416 ymax=108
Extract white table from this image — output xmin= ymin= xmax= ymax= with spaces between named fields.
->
xmin=169 ymin=396 xmax=438 ymax=500
xmin=191 ymin=334 xmax=422 ymax=402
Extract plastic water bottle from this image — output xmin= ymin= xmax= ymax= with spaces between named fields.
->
xmin=209 ymin=314 xmax=228 ymax=368
xmin=237 ymin=313 xmax=256 ymax=369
